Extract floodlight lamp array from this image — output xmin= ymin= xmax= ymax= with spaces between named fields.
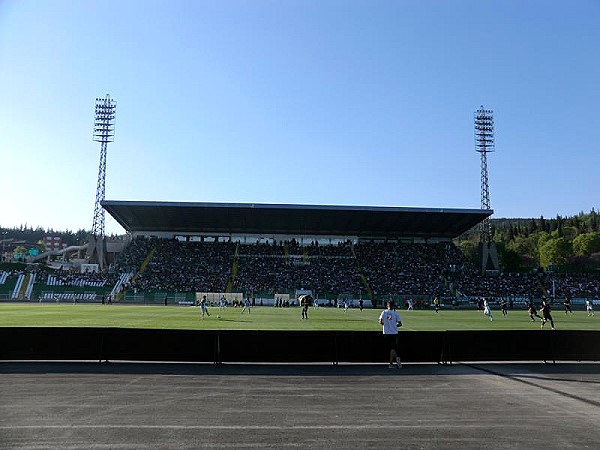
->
xmin=93 ymin=95 xmax=116 ymax=143
xmin=474 ymin=107 xmax=494 ymax=153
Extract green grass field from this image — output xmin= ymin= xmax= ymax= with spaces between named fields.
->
xmin=0 ymin=303 xmax=597 ymax=331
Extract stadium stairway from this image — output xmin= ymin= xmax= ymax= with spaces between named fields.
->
xmin=351 ymin=244 xmax=375 ymax=306
xmin=110 ymin=272 xmax=133 ymax=302
xmin=225 ymin=243 xmax=240 ymax=293
xmin=11 ymin=274 xmax=25 ymax=299
xmin=0 ymin=271 xmax=8 ymax=284
xmin=24 ymin=272 xmax=36 ymax=300
xmin=131 ymin=247 xmax=155 ymax=285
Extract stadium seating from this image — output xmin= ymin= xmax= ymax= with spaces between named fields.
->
xmin=1 ymin=237 xmax=599 ymax=305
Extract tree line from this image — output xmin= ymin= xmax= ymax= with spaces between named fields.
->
xmin=456 ymin=210 xmax=600 ymax=272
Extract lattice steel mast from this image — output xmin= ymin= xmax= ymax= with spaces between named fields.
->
xmin=475 ymin=106 xmax=494 ymax=242
xmin=474 ymin=106 xmax=499 ymax=274
xmin=92 ymin=95 xmax=116 ymax=237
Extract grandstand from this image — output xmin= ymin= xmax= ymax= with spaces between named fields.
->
xmin=100 ymin=201 xmax=492 ymax=306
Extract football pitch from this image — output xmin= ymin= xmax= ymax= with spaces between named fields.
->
xmin=0 ymin=303 xmax=596 ymax=331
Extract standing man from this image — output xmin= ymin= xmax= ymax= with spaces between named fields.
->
xmin=300 ymin=295 xmax=310 ymax=320
xmin=563 ymin=296 xmax=573 ymax=314
xmin=433 ymin=296 xmax=440 ymax=313
xmin=199 ymin=295 xmax=210 ymax=319
xmin=379 ymin=301 xmax=403 ymax=369
xmin=586 ymin=299 xmax=594 ymax=316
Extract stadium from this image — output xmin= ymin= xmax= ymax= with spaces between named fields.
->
xmin=3 ymin=4 xmax=600 ymax=448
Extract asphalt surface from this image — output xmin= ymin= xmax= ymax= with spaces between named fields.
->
xmin=1 ymin=361 xmax=599 ymax=449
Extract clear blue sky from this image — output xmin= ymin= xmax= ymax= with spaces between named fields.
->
xmin=1 ymin=0 xmax=599 ymax=236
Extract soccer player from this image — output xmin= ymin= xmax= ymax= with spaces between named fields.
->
xmin=586 ymin=299 xmax=594 ymax=316
xmin=483 ymin=298 xmax=493 ymax=321
xmin=300 ymin=295 xmax=310 ymax=320
xmin=540 ymin=298 xmax=555 ymax=330
xmin=563 ymin=296 xmax=573 ymax=314
xmin=241 ymin=297 xmax=251 ymax=314
xmin=199 ymin=295 xmax=210 ymax=319
xmin=379 ymin=301 xmax=403 ymax=369
xmin=407 ymin=298 xmax=414 ymax=311
xmin=433 ymin=297 xmax=440 ymax=313
xmin=500 ymin=299 xmax=508 ymax=317
xmin=528 ymin=302 xmax=542 ymax=322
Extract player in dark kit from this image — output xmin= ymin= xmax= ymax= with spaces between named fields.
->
xmin=500 ymin=299 xmax=508 ymax=317
xmin=300 ymin=294 xmax=312 ymax=320
xmin=540 ymin=298 xmax=555 ymax=330
xmin=563 ymin=296 xmax=573 ymax=314
xmin=528 ymin=302 xmax=542 ymax=322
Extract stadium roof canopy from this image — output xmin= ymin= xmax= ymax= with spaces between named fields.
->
xmin=102 ymin=200 xmax=491 ymax=240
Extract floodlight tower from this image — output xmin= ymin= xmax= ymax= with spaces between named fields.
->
xmin=92 ymin=95 xmax=116 ymax=237
xmin=89 ymin=95 xmax=116 ymax=271
xmin=474 ymin=106 xmax=499 ymax=274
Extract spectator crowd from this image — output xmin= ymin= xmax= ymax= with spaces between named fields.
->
xmin=3 ymin=237 xmax=600 ymax=302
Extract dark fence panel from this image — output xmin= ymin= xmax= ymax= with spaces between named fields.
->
xmin=551 ymin=330 xmax=600 ymax=361
xmin=1 ymin=328 xmax=599 ymax=364
xmin=332 ymin=331 xmax=446 ymax=363
xmin=444 ymin=330 xmax=600 ymax=363
xmin=0 ymin=327 xmax=105 ymax=361
xmin=333 ymin=331 xmax=384 ymax=363
xmin=445 ymin=330 xmax=555 ymax=363
xmin=217 ymin=331 xmax=338 ymax=363
xmin=102 ymin=329 xmax=218 ymax=362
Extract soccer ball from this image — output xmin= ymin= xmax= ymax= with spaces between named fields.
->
xmin=217 ymin=315 xmax=221 ymax=319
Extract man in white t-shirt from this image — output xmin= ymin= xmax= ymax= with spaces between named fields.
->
xmin=199 ymin=295 xmax=210 ymax=319
xmin=586 ymin=299 xmax=594 ymax=316
xmin=379 ymin=301 xmax=403 ymax=369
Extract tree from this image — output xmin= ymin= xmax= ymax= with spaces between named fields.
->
xmin=496 ymin=242 xmax=521 ymax=272
xmin=561 ymin=226 xmax=578 ymax=240
xmin=528 ymin=219 xmax=538 ymax=235
xmin=508 ymin=235 xmax=535 ymax=258
xmin=507 ymin=225 xmax=515 ymax=241
xmin=572 ymin=232 xmax=600 ymax=257
xmin=538 ymin=216 xmax=549 ymax=233
xmin=590 ymin=210 xmax=599 ymax=232
xmin=539 ymin=237 xmax=572 ymax=268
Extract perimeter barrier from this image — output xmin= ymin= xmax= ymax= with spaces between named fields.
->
xmin=0 ymin=328 xmax=599 ymax=364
